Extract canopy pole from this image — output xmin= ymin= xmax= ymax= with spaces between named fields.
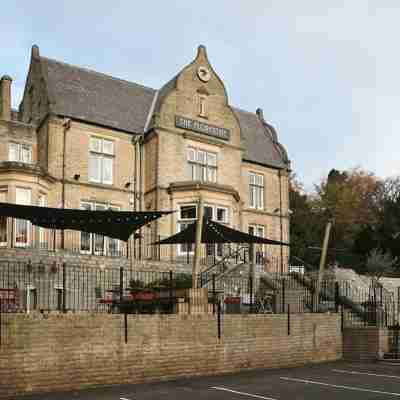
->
xmin=192 ymin=196 xmax=204 ymax=289
xmin=315 ymin=219 xmax=333 ymax=310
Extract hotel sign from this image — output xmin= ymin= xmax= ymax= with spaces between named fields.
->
xmin=175 ymin=115 xmax=230 ymax=141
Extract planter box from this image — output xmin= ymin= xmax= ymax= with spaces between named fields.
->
xmin=225 ymin=296 xmax=241 ymax=305
xmin=132 ymin=292 xmax=155 ymax=301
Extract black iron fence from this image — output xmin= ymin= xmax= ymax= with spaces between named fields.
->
xmin=0 ymin=261 xmax=333 ymax=316
xmin=1 ymin=260 xmax=397 ymax=326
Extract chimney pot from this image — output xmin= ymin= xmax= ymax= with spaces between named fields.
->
xmin=31 ymin=45 xmax=40 ymax=59
xmin=0 ymin=75 xmax=12 ymax=121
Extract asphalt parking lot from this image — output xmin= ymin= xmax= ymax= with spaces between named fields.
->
xmin=14 ymin=361 xmax=400 ymax=400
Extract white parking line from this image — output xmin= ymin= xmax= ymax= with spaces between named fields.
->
xmin=333 ymin=369 xmax=400 ymax=379
xmin=280 ymin=376 xmax=400 ymax=397
xmin=120 ymin=397 xmax=132 ymax=400
xmin=211 ymin=386 xmax=278 ymax=400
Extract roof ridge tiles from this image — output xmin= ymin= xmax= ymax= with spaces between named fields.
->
xmin=41 ymin=56 xmax=156 ymax=93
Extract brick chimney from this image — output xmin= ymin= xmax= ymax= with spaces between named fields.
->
xmin=0 ymin=75 xmax=12 ymax=121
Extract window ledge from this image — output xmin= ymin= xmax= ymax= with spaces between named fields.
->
xmin=168 ymin=181 xmax=240 ymax=202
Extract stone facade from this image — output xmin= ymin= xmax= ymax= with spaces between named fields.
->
xmin=0 ymin=44 xmax=291 ymax=272
xmin=0 ymin=313 xmax=341 ymax=398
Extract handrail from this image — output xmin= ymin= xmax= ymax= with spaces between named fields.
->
xmin=199 ymin=245 xmax=249 ymax=286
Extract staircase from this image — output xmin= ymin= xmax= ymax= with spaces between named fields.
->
xmin=199 ymin=245 xmax=250 ymax=287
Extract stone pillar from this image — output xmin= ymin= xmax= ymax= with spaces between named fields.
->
xmin=0 ymin=75 xmax=12 ymax=121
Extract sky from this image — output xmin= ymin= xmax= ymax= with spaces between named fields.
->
xmin=1 ymin=1 xmax=399 ymax=190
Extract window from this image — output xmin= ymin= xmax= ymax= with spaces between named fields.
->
xmin=38 ymin=194 xmax=47 ymax=248
xmin=15 ymin=188 xmax=31 ymax=246
xmin=187 ymin=147 xmax=217 ymax=183
xmin=177 ymin=204 xmax=197 ymax=255
xmin=89 ymin=137 xmax=114 ymax=185
xmin=9 ymin=143 xmax=32 ymax=163
xmin=204 ymin=205 xmax=229 ymax=257
xmin=27 ymin=287 xmax=37 ymax=311
xmin=249 ymin=225 xmax=265 ymax=265
xmin=199 ymin=95 xmax=207 ymax=118
xmin=249 ymin=172 xmax=264 ymax=210
xmin=80 ymin=202 xmax=121 ymax=256
xmin=0 ymin=189 xmax=7 ymax=246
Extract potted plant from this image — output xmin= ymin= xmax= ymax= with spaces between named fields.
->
xmin=129 ymin=279 xmax=155 ymax=300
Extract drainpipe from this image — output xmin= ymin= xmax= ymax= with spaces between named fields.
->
xmin=279 ymin=169 xmax=284 ymax=274
xmin=61 ymin=118 xmax=71 ymax=250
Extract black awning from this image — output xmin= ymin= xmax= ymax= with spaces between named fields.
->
xmin=0 ymin=202 xmax=173 ymax=242
xmin=154 ymin=217 xmax=290 ymax=245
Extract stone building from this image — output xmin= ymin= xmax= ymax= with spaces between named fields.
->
xmin=0 ymin=44 xmax=290 ymax=273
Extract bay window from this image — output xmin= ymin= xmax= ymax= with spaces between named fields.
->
xmin=15 ymin=188 xmax=31 ymax=247
xmin=38 ymin=194 xmax=47 ymax=248
xmin=0 ymin=189 xmax=7 ymax=246
xmin=177 ymin=204 xmax=197 ymax=255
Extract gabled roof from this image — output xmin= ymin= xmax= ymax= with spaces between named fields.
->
xmin=34 ymin=51 xmax=289 ymax=168
xmin=40 ymin=57 xmax=156 ymax=134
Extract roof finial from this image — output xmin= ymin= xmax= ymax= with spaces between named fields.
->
xmin=31 ymin=44 xmax=40 ymax=59
xmin=197 ymin=44 xmax=207 ymax=58
xmin=256 ymin=108 xmax=264 ymax=121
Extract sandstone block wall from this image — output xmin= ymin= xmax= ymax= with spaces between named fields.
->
xmin=0 ymin=313 xmax=341 ymax=398
xmin=343 ymin=327 xmax=389 ymax=361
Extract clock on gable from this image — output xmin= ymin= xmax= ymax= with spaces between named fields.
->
xmin=197 ymin=66 xmax=211 ymax=82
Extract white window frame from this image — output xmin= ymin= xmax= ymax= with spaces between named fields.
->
xmin=177 ymin=204 xmax=197 ymax=256
xmin=38 ymin=194 xmax=47 ymax=248
xmin=249 ymin=172 xmax=264 ymax=210
xmin=89 ymin=137 xmax=114 ymax=185
xmin=9 ymin=142 xmax=32 ymax=164
xmin=249 ymin=224 xmax=266 ymax=265
xmin=0 ymin=189 xmax=7 ymax=246
xmin=187 ymin=147 xmax=217 ymax=183
xmin=79 ymin=201 xmax=121 ymax=256
xmin=15 ymin=188 xmax=31 ymax=247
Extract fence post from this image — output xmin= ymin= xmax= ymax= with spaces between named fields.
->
xmin=217 ymin=300 xmax=221 ymax=339
xmin=335 ymin=282 xmax=339 ymax=313
xmin=212 ymin=274 xmax=216 ymax=315
xmin=158 ymin=235 xmax=161 ymax=261
xmin=124 ymin=312 xmax=128 ymax=344
xmin=169 ymin=270 xmax=173 ymax=312
xmin=281 ymin=278 xmax=286 ymax=314
xmin=0 ymin=298 xmax=2 ymax=347
xmin=287 ymin=303 xmax=290 ymax=335
xmin=249 ymin=274 xmax=253 ymax=313
xmin=119 ymin=267 xmax=124 ymax=307
xmin=62 ymin=262 xmax=67 ymax=313
xmin=341 ymin=305 xmax=344 ymax=332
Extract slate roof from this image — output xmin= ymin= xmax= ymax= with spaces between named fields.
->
xmin=41 ymin=57 xmax=156 ymax=134
xmin=38 ymin=56 xmax=289 ymax=168
xmin=232 ymin=108 xmax=288 ymax=169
